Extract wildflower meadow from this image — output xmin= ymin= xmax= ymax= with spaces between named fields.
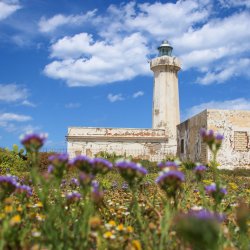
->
xmin=0 ymin=130 xmax=249 ymax=250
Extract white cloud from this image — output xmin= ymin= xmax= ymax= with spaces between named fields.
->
xmin=0 ymin=112 xmax=32 ymax=122
xmin=0 ymin=83 xmax=28 ymax=102
xmin=0 ymin=0 xmax=21 ymax=21
xmin=65 ymin=102 xmax=81 ymax=108
xmin=95 ymin=1 xmax=210 ymax=41
xmin=38 ymin=10 xmax=96 ymax=33
xmin=174 ymin=12 xmax=250 ymax=70
xmin=22 ymin=100 xmax=36 ymax=107
xmin=197 ymin=58 xmax=250 ymax=85
xmin=133 ymin=91 xmax=144 ymax=98
xmin=20 ymin=124 xmax=41 ymax=134
xmin=219 ymin=0 xmax=250 ymax=8
xmin=43 ymin=1 xmax=250 ymax=86
xmin=0 ymin=112 xmax=40 ymax=134
xmin=107 ymin=93 xmax=124 ymax=103
xmin=0 ymin=83 xmax=36 ymax=106
xmin=44 ymin=33 xmax=150 ymax=86
xmin=183 ymin=98 xmax=250 ymax=120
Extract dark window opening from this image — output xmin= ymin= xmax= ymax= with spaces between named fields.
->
xmin=181 ymin=139 xmax=184 ymax=154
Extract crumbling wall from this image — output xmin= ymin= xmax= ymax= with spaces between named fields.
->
xmin=207 ymin=110 xmax=250 ymax=169
xmin=177 ymin=110 xmax=208 ymax=163
xmin=177 ymin=109 xmax=250 ymax=169
xmin=67 ymin=127 xmax=176 ymax=162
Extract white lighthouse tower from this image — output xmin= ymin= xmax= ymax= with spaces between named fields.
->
xmin=150 ymin=41 xmax=181 ymax=149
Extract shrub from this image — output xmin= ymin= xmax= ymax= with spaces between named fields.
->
xmin=182 ymin=161 xmax=196 ymax=170
xmin=38 ymin=152 xmax=56 ymax=172
xmin=138 ymin=159 xmax=158 ymax=173
xmin=95 ymin=151 xmax=124 ymax=163
xmin=0 ymin=147 xmax=28 ymax=175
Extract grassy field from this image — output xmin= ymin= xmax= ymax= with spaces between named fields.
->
xmin=0 ymin=132 xmax=249 ymax=250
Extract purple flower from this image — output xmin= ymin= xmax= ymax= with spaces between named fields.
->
xmin=194 ymin=165 xmax=207 ymax=172
xmin=91 ymin=181 xmax=104 ymax=204
xmin=215 ymin=134 xmax=224 ymax=147
xmin=60 ymin=179 xmax=67 ymax=188
xmin=205 ymin=183 xmax=227 ymax=194
xmin=78 ymin=172 xmax=94 ymax=187
xmin=111 ymin=181 xmax=118 ymax=189
xmin=70 ymin=178 xmax=79 ymax=187
xmin=200 ymin=129 xmax=224 ymax=150
xmin=15 ymin=184 xmax=32 ymax=197
xmin=49 ymin=153 xmax=68 ymax=163
xmin=70 ymin=155 xmax=93 ymax=173
xmin=175 ymin=208 xmax=221 ymax=249
xmin=66 ymin=191 xmax=81 ymax=203
xmin=200 ymin=128 xmax=207 ymax=138
xmin=156 ymin=170 xmax=185 ymax=197
xmin=188 ymin=209 xmax=225 ymax=222
xmin=21 ymin=133 xmax=47 ymax=152
xmin=220 ymin=187 xmax=227 ymax=195
xmin=215 ymin=134 xmax=224 ymax=141
xmin=47 ymin=165 xmax=54 ymax=173
xmin=194 ymin=165 xmax=207 ymax=180
xmin=115 ymin=161 xmax=147 ymax=186
xmin=91 ymin=158 xmax=112 ymax=175
xmin=205 ymin=183 xmax=227 ymax=203
xmin=205 ymin=183 xmax=217 ymax=193
xmin=158 ymin=161 xmax=179 ymax=170
xmin=156 ymin=170 xmax=185 ymax=184
xmin=116 ymin=161 xmax=148 ymax=175
xmin=0 ymin=175 xmax=18 ymax=194
xmin=122 ymin=182 xmax=129 ymax=190
xmin=91 ymin=180 xmax=98 ymax=188
xmin=47 ymin=153 xmax=69 ymax=179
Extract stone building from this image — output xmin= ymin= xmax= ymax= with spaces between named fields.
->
xmin=67 ymin=41 xmax=250 ymax=168
xmin=177 ymin=109 xmax=250 ymax=169
xmin=67 ymin=41 xmax=181 ymax=161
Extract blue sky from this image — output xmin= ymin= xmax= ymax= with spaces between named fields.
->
xmin=0 ymin=0 xmax=250 ymax=149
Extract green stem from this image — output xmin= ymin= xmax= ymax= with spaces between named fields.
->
xmin=159 ymin=201 xmax=171 ymax=250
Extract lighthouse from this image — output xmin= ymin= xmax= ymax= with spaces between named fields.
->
xmin=150 ymin=41 xmax=181 ymax=147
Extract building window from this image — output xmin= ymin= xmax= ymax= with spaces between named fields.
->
xmin=75 ymin=151 xmax=81 ymax=156
xmin=181 ymin=139 xmax=184 ymax=154
xmin=234 ymin=131 xmax=249 ymax=151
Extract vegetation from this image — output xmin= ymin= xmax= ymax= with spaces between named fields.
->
xmin=0 ymin=131 xmax=249 ymax=249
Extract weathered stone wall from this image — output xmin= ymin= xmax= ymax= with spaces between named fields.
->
xmin=177 ymin=109 xmax=250 ymax=169
xmin=207 ymin=110 xmax=250 ymax=169
xmin=177 ymin=110 xmax=208 ymax=163
xmin=67 ymin=127 xmax=176 ymax=162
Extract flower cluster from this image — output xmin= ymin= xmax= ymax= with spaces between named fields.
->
xmin=70 ymin=155 xmax=93 ymax=173
xmin=48 ymin=153 xmax=69 ymax=179
xmin=21 ymin=133 xmax=47 ymax=152
xmin=205 ymin=183 xmax=227 ymax=204
xmin=91 ymin=158 xmax=113 ymax=175
xmin=91 ymin=181 xmax=104 ymax=204
xmin=70 ymin=178 xmax=79 ymax=188
xmin=188 ymin=209 xmax=225 ymax=222
xmin=174 ymin=209 xmax=221 ymax=250
xmin=194 ymin=165 xmax=207 ymax=181
xmin=0 ymin=175 xmax=32 ymax=200
xmin=156 ymin=170 xmax=185 ymax=197
xmin=157 ymin=161 xmax=179 ymax=170
xmin=15 ymin=184 xmax=32 ymax=197
xmin=200 ymin=129 xmax=224 ymax=151
xmin=115 ymin=160 xmax=148 ymax=187
xmin=70 ymin=155 xmax=113 ymax=176
xmin=0 ymin=176 xmax=18 ymax=198
xmin=66 ymin=191 xmax=81 ymax=204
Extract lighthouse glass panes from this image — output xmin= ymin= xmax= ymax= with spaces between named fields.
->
xmin=158 ymin=40 xmax=173 ymax=57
